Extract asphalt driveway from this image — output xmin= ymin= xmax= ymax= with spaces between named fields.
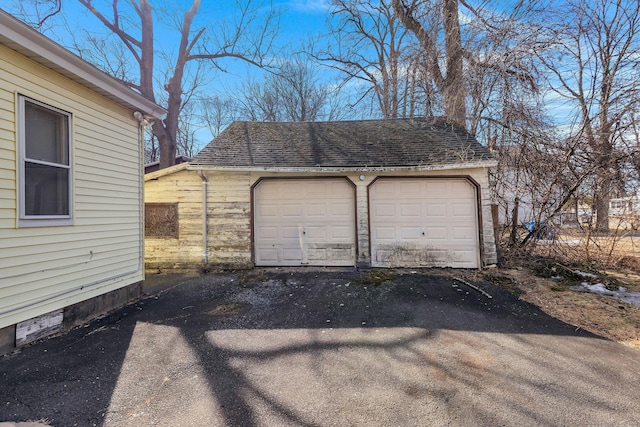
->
xmin=1 ymin=269 xmax=639 ymax=427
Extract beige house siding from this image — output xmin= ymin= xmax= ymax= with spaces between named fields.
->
xmin=0 ymin=44 xmax=144 ymax=329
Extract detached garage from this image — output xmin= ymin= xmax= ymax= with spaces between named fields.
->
xmin=149 ymin=118 xmax=497 ymax=271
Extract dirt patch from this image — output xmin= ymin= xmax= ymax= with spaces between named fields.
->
xmin=354 ymin=269 xmax=396 ymax=286
xmin=480 ymin=266 xmax=640 ymax=350
xmin=206 ymin=303 xmax=248 ymax=316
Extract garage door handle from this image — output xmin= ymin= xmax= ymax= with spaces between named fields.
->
xmin=303 ymin=231 xmax=306 ymax=235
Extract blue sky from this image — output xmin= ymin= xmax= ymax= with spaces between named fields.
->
xmin=3 ymin=0 xmax=335 ymax=82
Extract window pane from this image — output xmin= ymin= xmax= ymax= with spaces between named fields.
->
xmin=25 ymin=101 xmax=69 ymax=165
xmin=24 ymin=162 xmax=69 ymax=216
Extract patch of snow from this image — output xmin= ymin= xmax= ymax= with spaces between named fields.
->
xmin=570 ymin=283 xmax=640 ymax=307
xmin=574 ymin=270 xmax=598 ymax=279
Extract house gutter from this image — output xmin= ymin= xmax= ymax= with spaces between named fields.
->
xmin=198 ymin=170 xmax=209 ymax=265
xmin=187 ymin=160 xmax=498 ymax=173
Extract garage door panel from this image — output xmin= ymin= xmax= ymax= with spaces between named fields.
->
xmin=374 ymin=181 xmax=395 ymax=194
xmin=424 ymin=182 xmax=449 ymax=196
xmin=425 ymin=227 xmax=448 ymax=240
xmin=399 ymin=182 xmax=421 ymax=194
xmin=282 ymin=204 xmax=303 ymax=217
xmin=375 ymin=226 xmax=396 ymax=240
xmin=452 ymin=202 xmax=475 ymax=216
xmin=375 ymin=244 xmax=477 ymax=268
xmin=257 ymin=226 xmax=278 ymax=240
xmin=400 ymin=203 xmax=421 ymax=217
xmin=452 ymin=227 xmax=475 ymax=240
xmin=306 ymin=226 xmax=328 ymax=239
xmin=281 ymin=181 xmax=302 ymax=193
xmin=330 ymin=202 xmax=353 ymax=217
xmin=400 ymin=227 xmax=423 ymax=240
xmin=425 ymin=203 xmax=447 ymax=217
xmin=254 ymin=179 xmax=356 ymax=266
xmin=257 ymin=203 xmax=279 ymax=217
xmin=281 ymin=227 xmax=302 ymax=239
xmin=282 ymin=248 xmax=303 ymax=262
xmin=306 ymin=203 xmax=327 ymax=217
xmin=373 ymin=202 xmax=395 ymax=217
xmin=307 ymin=248 xmax=327 ymax=261
xmin=255 ymin=247 xmax=279 ymax=263
xmin=370 ymin=178 xmax=479 ymax=268
xmin=330 ymin=225 xmax=354 ymax=240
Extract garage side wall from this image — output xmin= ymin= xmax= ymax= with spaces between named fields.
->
xmin=144 ymin=168 xmax=203 ymax=271
xmin=207 ymin=171 xmax=253 ymax=268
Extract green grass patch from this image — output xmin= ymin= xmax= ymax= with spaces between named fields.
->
xmin=355 ymin=269 xmax=396 ymax=286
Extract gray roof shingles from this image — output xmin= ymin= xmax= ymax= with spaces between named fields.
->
xmin=192 ymin=117 xmax=494 ymax=168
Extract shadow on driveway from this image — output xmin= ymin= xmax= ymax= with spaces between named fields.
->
xmin=1 ymin=269 xmax=639 ymax=426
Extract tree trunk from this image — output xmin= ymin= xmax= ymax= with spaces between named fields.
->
xmin=442 ymin=0 xmax=466 ymax=127
xmin=139 ymin=0 xmax=155 ymax=100
xmin=392 ymin=0 xmax=467 ymax=128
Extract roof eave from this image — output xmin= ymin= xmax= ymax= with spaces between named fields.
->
xmin=188 ymin=160 xmax=498 ymax=173
xmin=144 ymin=162 xmax=190 ymax=181
xmin=0 ymin=10 xmax=166 ymax=118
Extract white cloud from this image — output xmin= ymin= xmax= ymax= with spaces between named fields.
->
xmin=285 ymin=0 xmax=332 ymax=13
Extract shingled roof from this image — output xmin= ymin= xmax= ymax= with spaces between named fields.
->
xmin=192 ymin=118 xmax=494 ymax=169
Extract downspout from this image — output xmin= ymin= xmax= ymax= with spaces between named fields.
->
xmin=198 ymin=170 xmax=209 ymax=265
xmin=136 ymin=112 xmax=147 ymax=274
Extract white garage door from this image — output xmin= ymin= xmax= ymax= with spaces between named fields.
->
xmin=370 ymin=178 xmax=479 ymax=268
xmin=254 ymin=179 xmax=356 ymax=266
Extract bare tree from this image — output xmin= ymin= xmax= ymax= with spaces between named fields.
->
xmin=315 ymin=0 xmax=423 ymax=119
xmin=538 ymin=0 xmax=640 ymax=231
xmin=9 ymin=0 xmax=62 ymax=29
xmin=145 ymin=132 xmax=159 ymax=164
xmin=235 ymin=56 xmax=332 ymax=122
xmin=78 ymin=0 xmax=275 ymax=168
xmin=12 ymin=0 xmax=279 ymax=168
xmin=276 ymin=58 xmax=328 ymax=121
xmin=175 ymin=101 xmax=203 ymax=158
xmin=200 ymin=96 xmax=238 ymax=138
xmin=237 ymin=74 xmax=283 ymax=121
xmin=391 ymin=0 xmax=464 ymax=125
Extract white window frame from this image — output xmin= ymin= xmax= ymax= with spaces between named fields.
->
xmin=17 ymin=95 xmax=73 ymax=227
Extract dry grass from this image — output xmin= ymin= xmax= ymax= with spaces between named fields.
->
xmin=534 ymin=232 xmax=640 ymax=269
xmin=481 ymin=265 xmax=640 ymax=350
xmin=487 ymin=227 xmax=640 ymax=349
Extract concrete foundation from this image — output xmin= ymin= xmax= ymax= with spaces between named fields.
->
xmin=1 ymin=281 xmax=143 ymax=355
xmin=0 ymin=324 xmax=16 ymax=355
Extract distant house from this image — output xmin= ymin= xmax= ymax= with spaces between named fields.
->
xmin=491 ymin=145 xmax=575 ymax=228
xmin=0 ymin=10 xmax=165 ymax=352
xmin=144 ymin=118 xmax=498 ymax=271
xmin=609 ymin=194 xmax=640 ymax=229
